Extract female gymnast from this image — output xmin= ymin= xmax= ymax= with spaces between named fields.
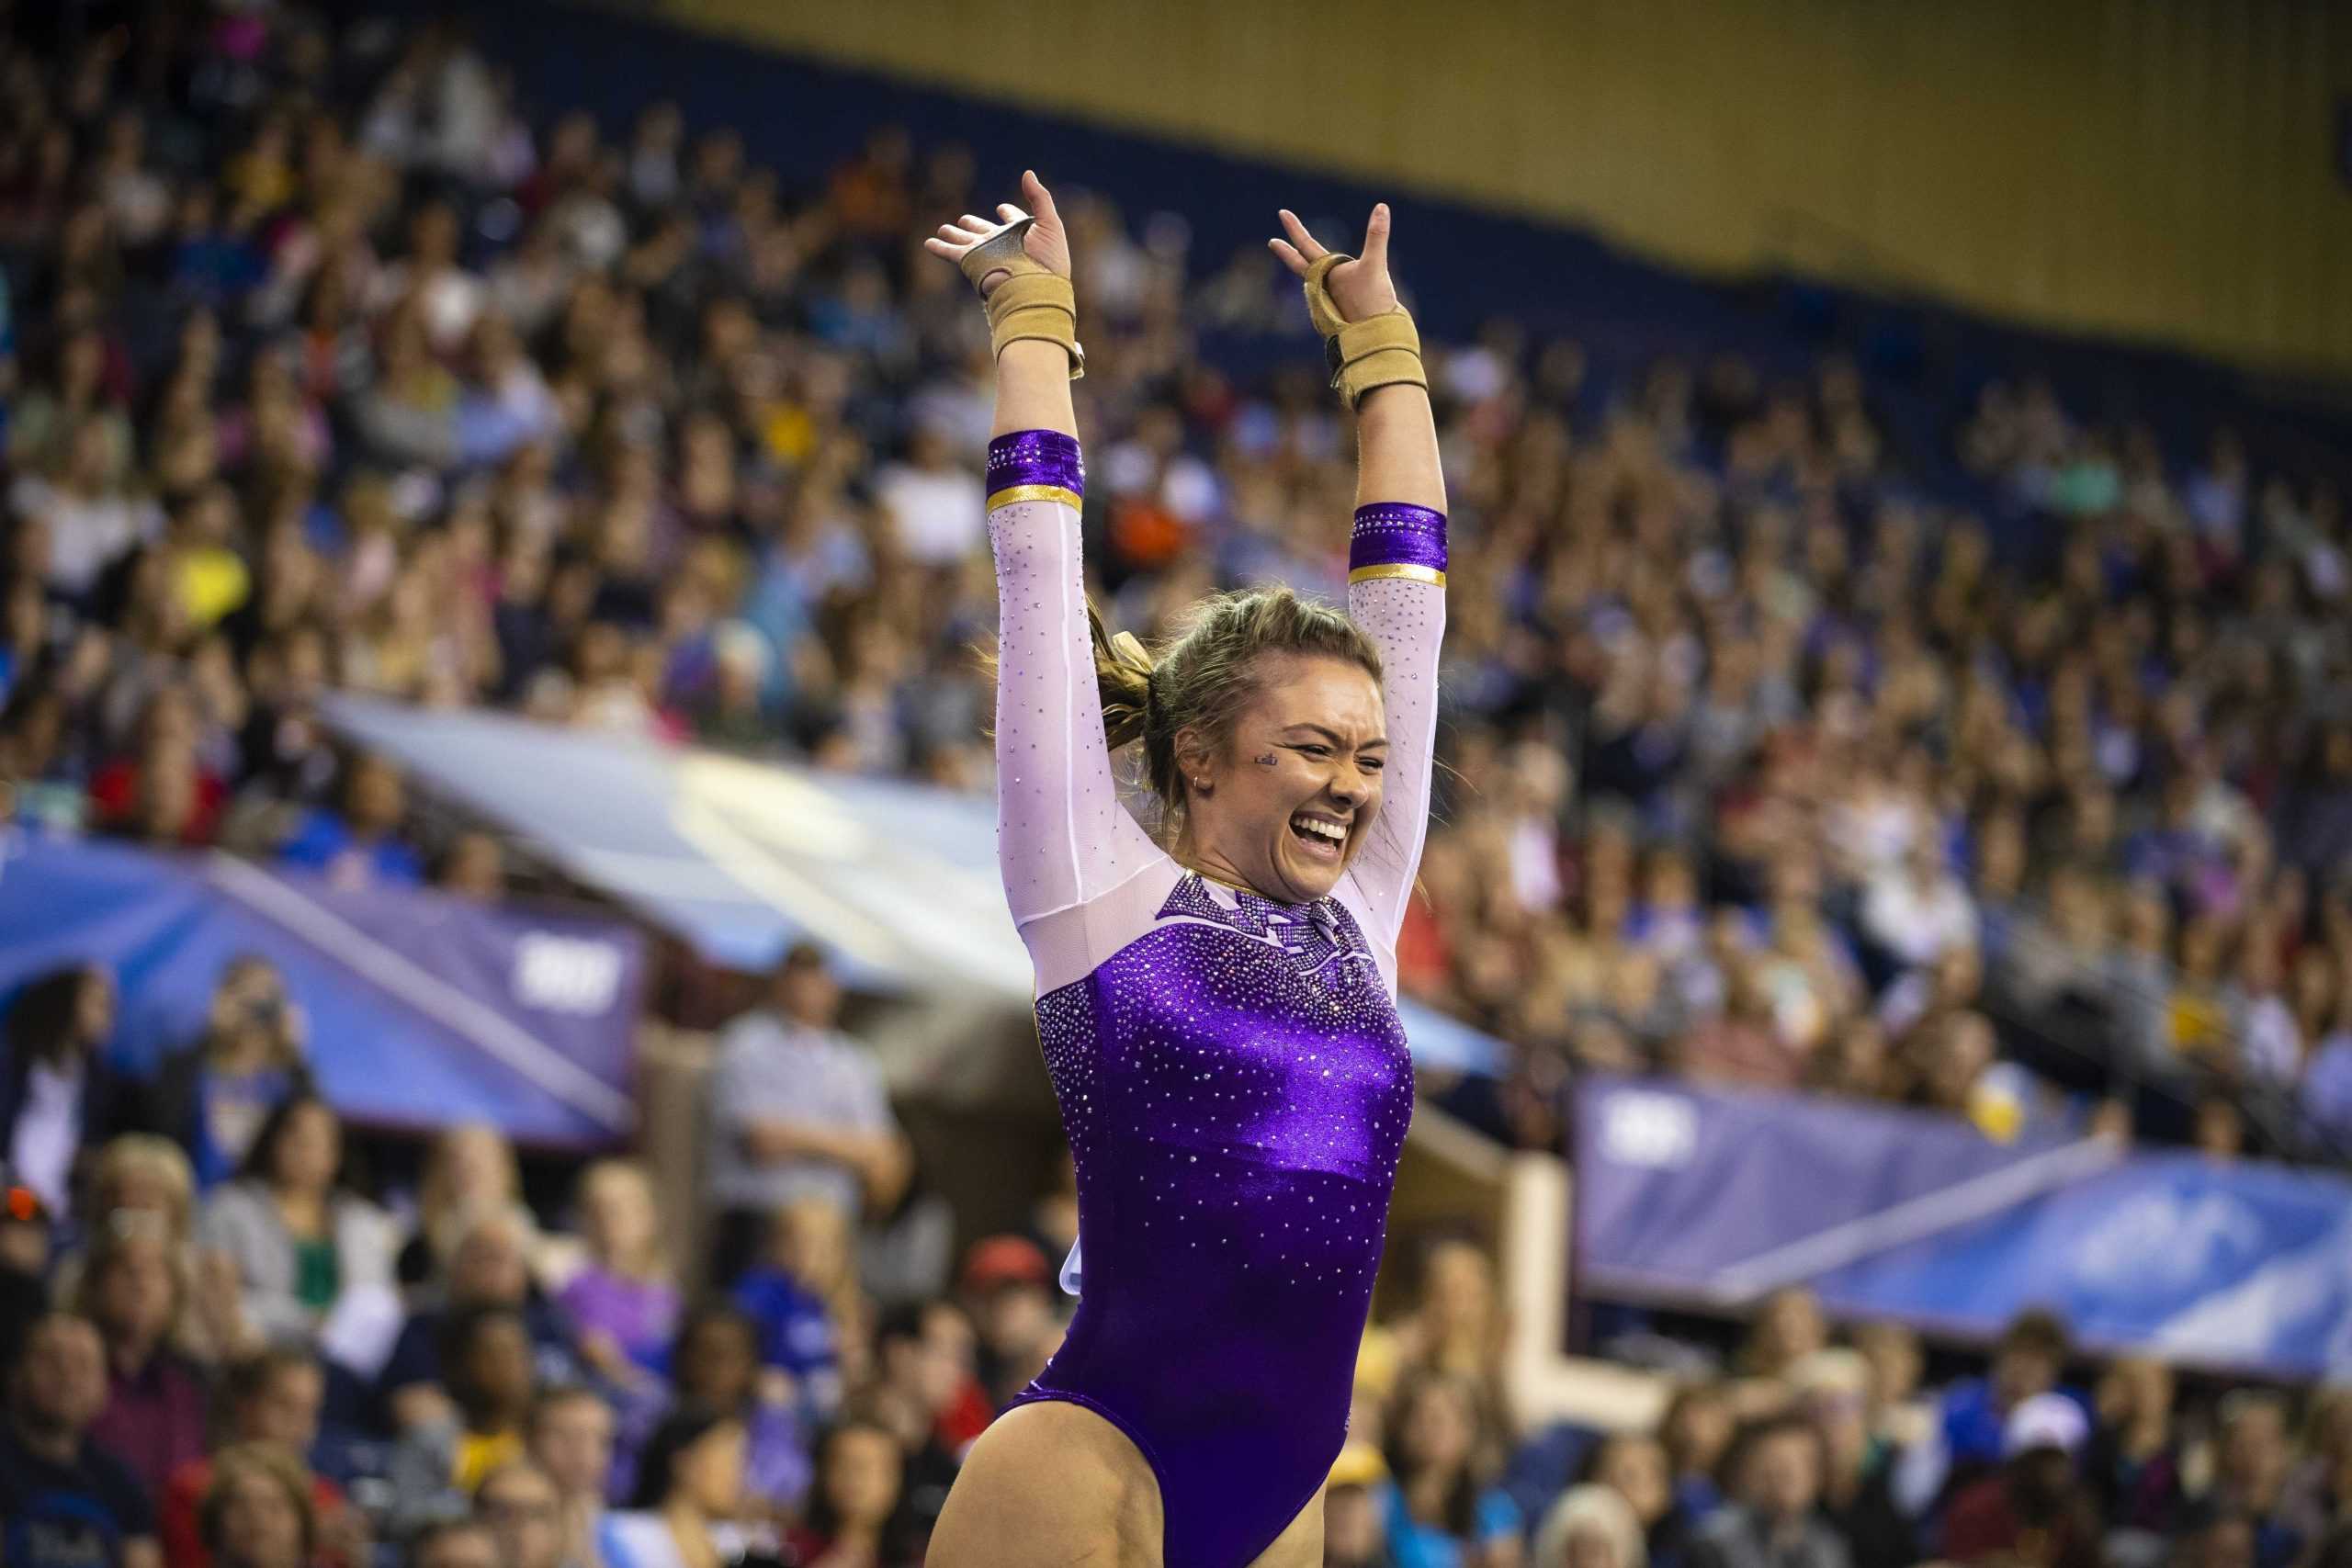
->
xmin=922 ymin=170 xmax=1446 ymax=1568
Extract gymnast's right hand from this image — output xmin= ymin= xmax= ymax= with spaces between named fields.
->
xmin=924 ymin=167 xmax=1072 ymax=295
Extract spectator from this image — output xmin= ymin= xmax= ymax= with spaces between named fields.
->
xmin=0 ymin=1184 xmax=50 ymax=1372
xmin=0 ymin=1312 xmax=161 ymax=1568
xmin=277 ymin=752 xmax=423 ymax=889
xmin=2199 ymin=1392 xmax=2304 ymax=1568
xmin=607 ymin=1405 xmax=747 ymax=1568
xmin=473 ymin=1460 xmax=565 ymax=1568
xmin=1906 ymin=1308 xmax=2075 ymax=1512
xmin=198 ymin=1095 xmax=400 ymax=1352
xmin=554 ymin=1159 xmax=677 ymax=1385
xmin=1789 ymin=1349 xmax=1914 ymax=1568
xmin=196 ymin=1443 xmax=316 ymax=1568
xmin=401 ymin=1124 xmax=526 ymax=1291
xmin=2 ymin=964 xmax=129 ymax=1215
xmin=1577 ymin=1432 xmax=1681 ymax=1568
xmin=1739 ymin=1288 xmax=1827 ymax=1382
xmin=380 ymin=1206 xmax=576 ymax=1432
xmin=783 ymin=1413 xmax=921 ymax=1568
xmin=864 ymin=1302 xmax=967 ymax=1537
xmin=1377 ymin=1368 xmax=1523 ymax=1567
xmin=2084 ymin=1355 xmax=2186 ymax=1540
xmin=71 ymin=1213 xmax=212 ymax=1495
xmin=731 ymin=1202 xmax=846 ymax=1417
xmin=160 ymin=1350 xmax=356 ymax=1568
xmin=146 ymin=958 xmax=316 ymax=1189
xmin=705 ymin=943 xmax=910 ymax=1283
xmin=1535 ymin=1485 xmax=1647 ymax=1568
xmin=628 ymin=1303 xmax=810 ymax=1520
xmin=1940 ymin=1393 xmax=2101 ymax=1568
xmin=1660 ymin=1383 xmax=1735 ymax=1523
xmin=1688 ymin=1416 xmax=1849 ymax=1568
xmin=524 ymin=1386 xmax=621 ymax=1568
xmin=387 ymin=1304 xmax=540 ymax=1533
xmin=408 ymin=1520 xmax=501 ymax=1568
xmin=955 ymin=1233 xmax=1057 ymax=1411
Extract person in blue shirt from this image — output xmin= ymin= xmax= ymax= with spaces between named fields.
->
xmin=277 ymin=752 xmax=424 ymax=888
xmin=1379 ymin=1368 xmax=1523 ymax=1568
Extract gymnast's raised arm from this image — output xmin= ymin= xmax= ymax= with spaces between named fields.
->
xmin=926 ymin=172 xmax=1160 ymax=933
xmin=1270 ymin=203 xmax=1449 ymax=957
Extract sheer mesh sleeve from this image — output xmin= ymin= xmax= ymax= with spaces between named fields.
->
xmin=1340 ymin=502 xmax=1447 ymax=964
xmin=988 ymin=431 xmax=1162 ymax=932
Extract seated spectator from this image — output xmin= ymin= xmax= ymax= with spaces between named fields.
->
xmin=407 ymin=1519 xmax=501 ymax=1568
xmin=1738 ymin=1288 xmax=1827 ymax=1382
xmin=0 ymin=1313 xmax=161 ymax=1568
xmin=1790 ymin=1349 xmax=1914 ymax=1568
xmin=1659 ymin=1383 xmax=1735 ymax=1523
xmin=1535 ymin=1484 xmax=1647 ymax=1568
xmin=1939 ymin=1393 xmax=2100 ymax=1568
xmin=0 ymin=1185 xmax=50 ymax=1372
xmin=705 ymin=943 xmax=910 ymax=1284
xmin=607 ymin=1405 xmax=748 ymax=1568
xmin=621 ymin=1303 xmax=809 ymax=1519
xmin=2085 ymin=1355 xmax=2186 ymax=1540
xmin=70 ymin=1213 xmax=212 ymax=1495
xmin=146 ymin=957 xmax=316 ymax=1189
xmin=783 ymin=1413 xmax=922 ymax=1568
xmin=161 ymin=1349 xmax=356 ymax=1568
xmin=1 ymin=964 xmax=130 ymax=1217
xmin=473 ymin=1460 xmax=565 ymax=1568
xmin=1326 ymin=1445 xmax=1395 ymax=1565
xmin=401 ymin=1124 xmax=526 ymax=1291
xmin=198 ymin=1442 xmax=317 ymax=1568
xmin=277 ymin=752 xmax=423 ymax=889
xmin=388 ymin=1304 xmax=540 ymax=1533
xmin=2195 ymin=1392 xmax=2304 ymax=1568
xmin=380 ymin=1206 xmax=578 ymax=1432
xmin=1578 ymin=1432 xmax=1681 ymax=1568
xmin=554 ymin=1160 xmax=678 ymax=1384
xmin=731 ymin=1201 xmax=847 ymax=1416
xmin=198 ymin=1096 xmax=400 ymax=1353
xmin=954 ymin=1233 xmax=1057 ymax=1411
xmin=864 ymin=1303 xmax=967 ymax=1538
xmin=524 ymin=1386 xmax=622 ymax=1568
xmin=1908 ymin=1308 xmax=2076 ymax=1510
xmin=1377 ymin=1368 xmax=1522 ymax=1567
xmin=1689 ymin=1415 xmax=1849 ymax=1568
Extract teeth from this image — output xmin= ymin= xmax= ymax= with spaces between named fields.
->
xmin=1292 ymin=817 xmax=1347 ymax=842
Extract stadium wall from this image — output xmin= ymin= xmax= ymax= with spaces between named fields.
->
xmin=649 ymin=0 xmax=2352 ymax=380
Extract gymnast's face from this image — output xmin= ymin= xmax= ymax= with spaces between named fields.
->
xmin=1184 ymin=653 xmax=1385 ymax=905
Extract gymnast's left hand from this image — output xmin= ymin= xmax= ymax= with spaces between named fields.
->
xmin=1269 ymin=202 xmax=1398 ymax=322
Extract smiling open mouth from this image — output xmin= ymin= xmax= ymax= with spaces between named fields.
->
xmin=1289 ymin=814 xmax=1348 ymax=857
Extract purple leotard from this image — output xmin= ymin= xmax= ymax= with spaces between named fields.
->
xmin=986 ymin=429 xmax=1446 ymax=1564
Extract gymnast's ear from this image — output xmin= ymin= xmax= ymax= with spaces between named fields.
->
xmin=1171 ymin=724 xmax=1218 ymax=791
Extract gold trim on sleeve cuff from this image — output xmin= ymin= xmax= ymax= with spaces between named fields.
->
xmin=1347 ymin=562 xmax=1446 ymax=586
xmin=986 ymin=484 xmax=1085 ymax=513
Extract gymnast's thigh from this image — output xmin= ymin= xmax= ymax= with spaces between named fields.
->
xmin=927 ymin=1399 xmax=1167 ymax=1568
xmin=1246 ymin=1482 xmax=1326 ymax=1568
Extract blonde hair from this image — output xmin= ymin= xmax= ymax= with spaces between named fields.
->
xmin=1534 ymin=1484 xmax=1646 ymax=1568
xmin=64 ymin=1208 xmax=212 ymax=1363
xmin=88 ymin=1134 xmax=197 ymax=1236
xmin=1081 ymin=587 xmax=1384 ymax=842
xmin=575 ymin=1158 xmax=669 ymax=1283
xmin=418 ymin=1122 xmax=522 ymax=1264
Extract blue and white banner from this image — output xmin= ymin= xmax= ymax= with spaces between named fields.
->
xmin=323 ymin=695 xmax=1508 ymax=1076
xmin=0 ymin=835 xmax=644 ymax=1145
xmin=1576 ymin=1076 xmax=2352 ymax=1379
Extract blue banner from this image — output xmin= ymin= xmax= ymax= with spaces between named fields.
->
xmin=1575 ymin=1076 xmax=2352 ymax=1379
xmin=323 ymin=695 xmax=1507 ymax=1076
xmin=0 ymin=835 xmax=644 ymax=1145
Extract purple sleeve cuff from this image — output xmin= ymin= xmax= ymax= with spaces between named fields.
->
xmin=1348 ymin=503 xmax=1448 ymax=584
xmin=986 ymin=430 xmax=1085 ymax=508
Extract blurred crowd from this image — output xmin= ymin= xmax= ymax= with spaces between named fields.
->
xmin=3 ymin=1 xmax=2352 ymax=1566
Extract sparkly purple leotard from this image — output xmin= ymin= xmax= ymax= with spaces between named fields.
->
xmin=985 ymin=429 xmax=1446 ymax=1565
